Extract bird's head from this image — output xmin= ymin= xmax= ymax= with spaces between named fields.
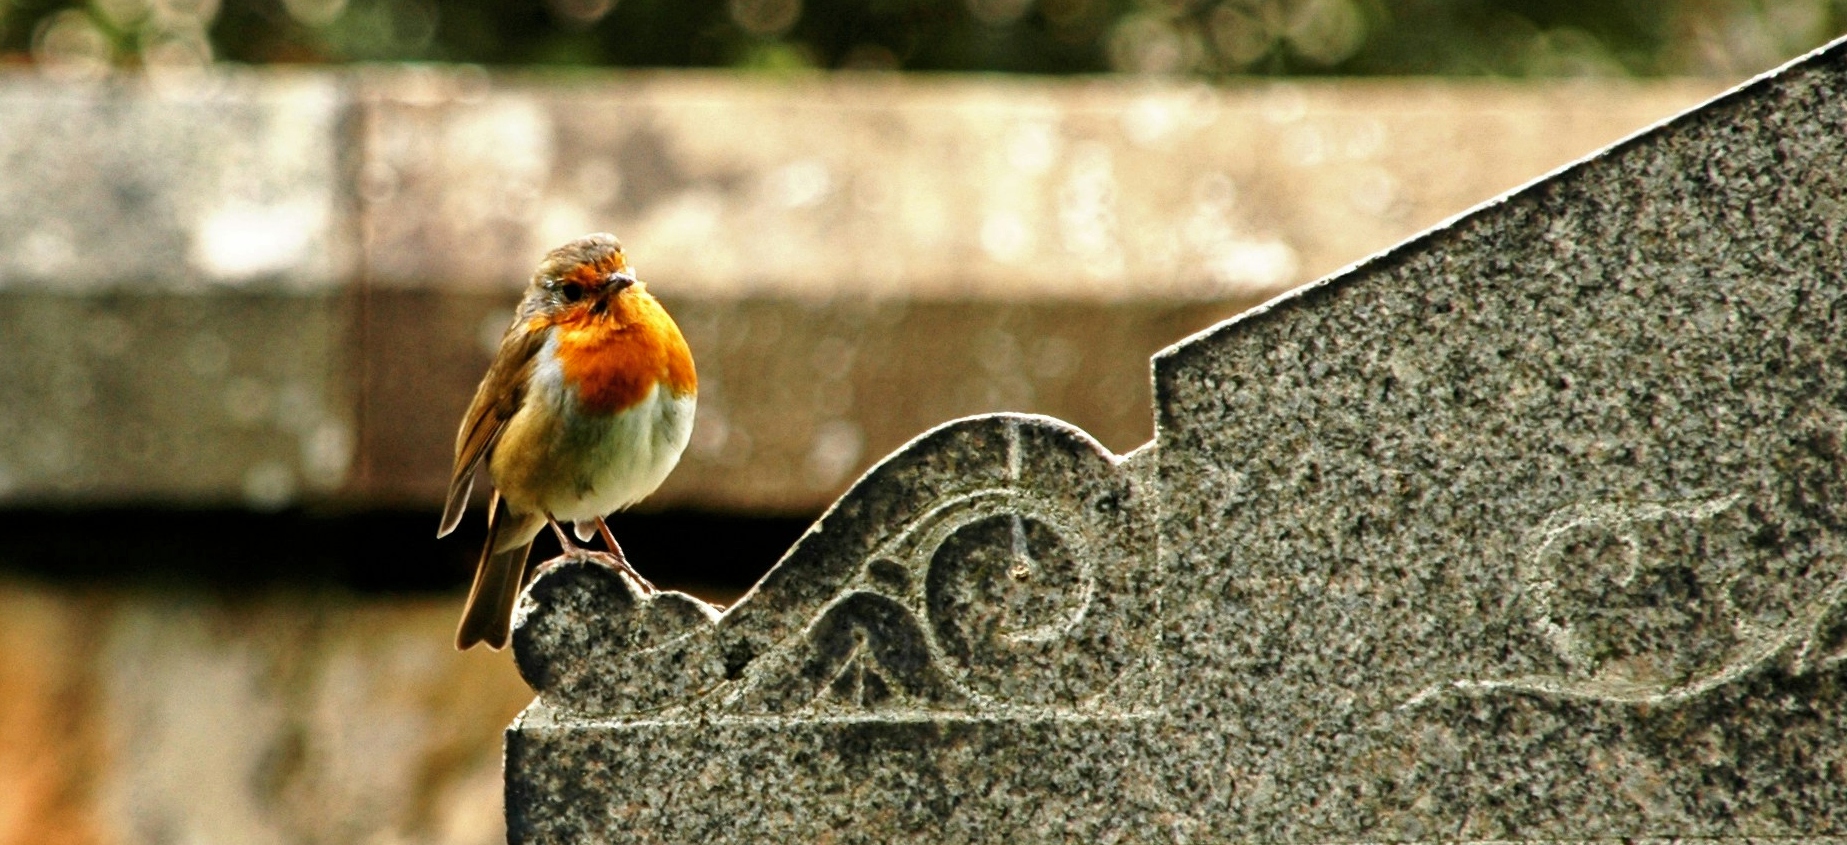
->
xmin=519 ymin=233 xmax=644 ymax=324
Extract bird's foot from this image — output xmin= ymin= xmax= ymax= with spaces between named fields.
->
xmin=544 ymin=517 xmax=595 ymax=562
xmin=541 ymin=515 xmax=657 ymax=594
xmin=596 ymin=517 xmax=657 ymax=596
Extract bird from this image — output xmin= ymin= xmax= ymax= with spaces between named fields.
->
xmin=438 ymin=233 xmax=696 ymax=651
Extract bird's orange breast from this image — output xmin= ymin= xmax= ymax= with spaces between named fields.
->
xmin=543 ymin=287 xmax=696 ymax=416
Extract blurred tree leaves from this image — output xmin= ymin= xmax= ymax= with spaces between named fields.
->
xmin=2 ymin=0 xmax=1844 ymax=75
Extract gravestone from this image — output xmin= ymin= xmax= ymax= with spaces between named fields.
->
xmin=504 ymin=34 xmax=1847 ymax=843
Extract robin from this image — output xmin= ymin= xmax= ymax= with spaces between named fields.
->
xmin=437 ymin=233 xmax=696 ymax=651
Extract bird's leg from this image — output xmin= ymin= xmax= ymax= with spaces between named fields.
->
xmin=522 ymin=515 xmax=586 ymax=581
xmin=546 ymin=516 xmax=583 ymax=553
xmin=593 ymin=517 xmax=624 ymax=565
xmin=595 ymin=516 xmax=656 ymax=595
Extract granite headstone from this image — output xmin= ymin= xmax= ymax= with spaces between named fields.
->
xmin=505 ymin=35 xmax=1847 ymax=843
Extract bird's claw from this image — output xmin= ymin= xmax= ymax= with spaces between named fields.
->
xmin=613 ymin=562 xmax=658 ymax=596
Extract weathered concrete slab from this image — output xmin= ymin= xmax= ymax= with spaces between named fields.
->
xmin=0 ymin=72 xmax=356 ymax=507
xmin=0 ymin=292 xmax=355 ymax=506
xmin=0 ymin=68 xmax=1726 ymax=514
xmin=347 ymin=70 xmax=1734 ymax=512
xmin=357 ymin=70 xmax=1725 ymax=302
xmin=505 ymin=35 xmax=1847 ymax=843
xmin=0 ymin=73 xmax=353 ymax=292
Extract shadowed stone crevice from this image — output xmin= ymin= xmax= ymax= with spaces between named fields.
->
xmin=508 ymin=35 xmax=1847 ymax=844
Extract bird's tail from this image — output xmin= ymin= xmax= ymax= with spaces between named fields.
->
xmin=455 ymin=492 xmax=544 ymax=651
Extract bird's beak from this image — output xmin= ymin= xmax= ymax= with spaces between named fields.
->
xmin=605 ymin=271 xmax=637 ymax=291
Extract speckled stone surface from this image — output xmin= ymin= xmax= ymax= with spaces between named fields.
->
xmin=507 ymin=37 xmax=1847 ymax=844
xmin=1156 ymin=35 xmax=1847 ymax=843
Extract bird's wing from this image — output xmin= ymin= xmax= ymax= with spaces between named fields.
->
xmin=438 ymin=323 xmax=549 ymax=537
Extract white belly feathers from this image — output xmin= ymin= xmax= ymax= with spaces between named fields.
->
xmin=505 ymin=333 xmax=696 ymax=524
xmin=549 ymin=382 xmax=695 ymax=522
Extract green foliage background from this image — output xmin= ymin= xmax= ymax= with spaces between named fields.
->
xmin=2 ymin=0 xmax=1844 ymax=76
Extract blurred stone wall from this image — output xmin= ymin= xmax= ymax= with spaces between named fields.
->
xmin=0 ymin=68 xmax=1726 ymax=514
xmin=0 ymin=69 xmax=1726 ymax=844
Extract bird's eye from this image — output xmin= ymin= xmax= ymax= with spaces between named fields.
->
xmin=559 ymin=282 xmax=585 ymax=302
